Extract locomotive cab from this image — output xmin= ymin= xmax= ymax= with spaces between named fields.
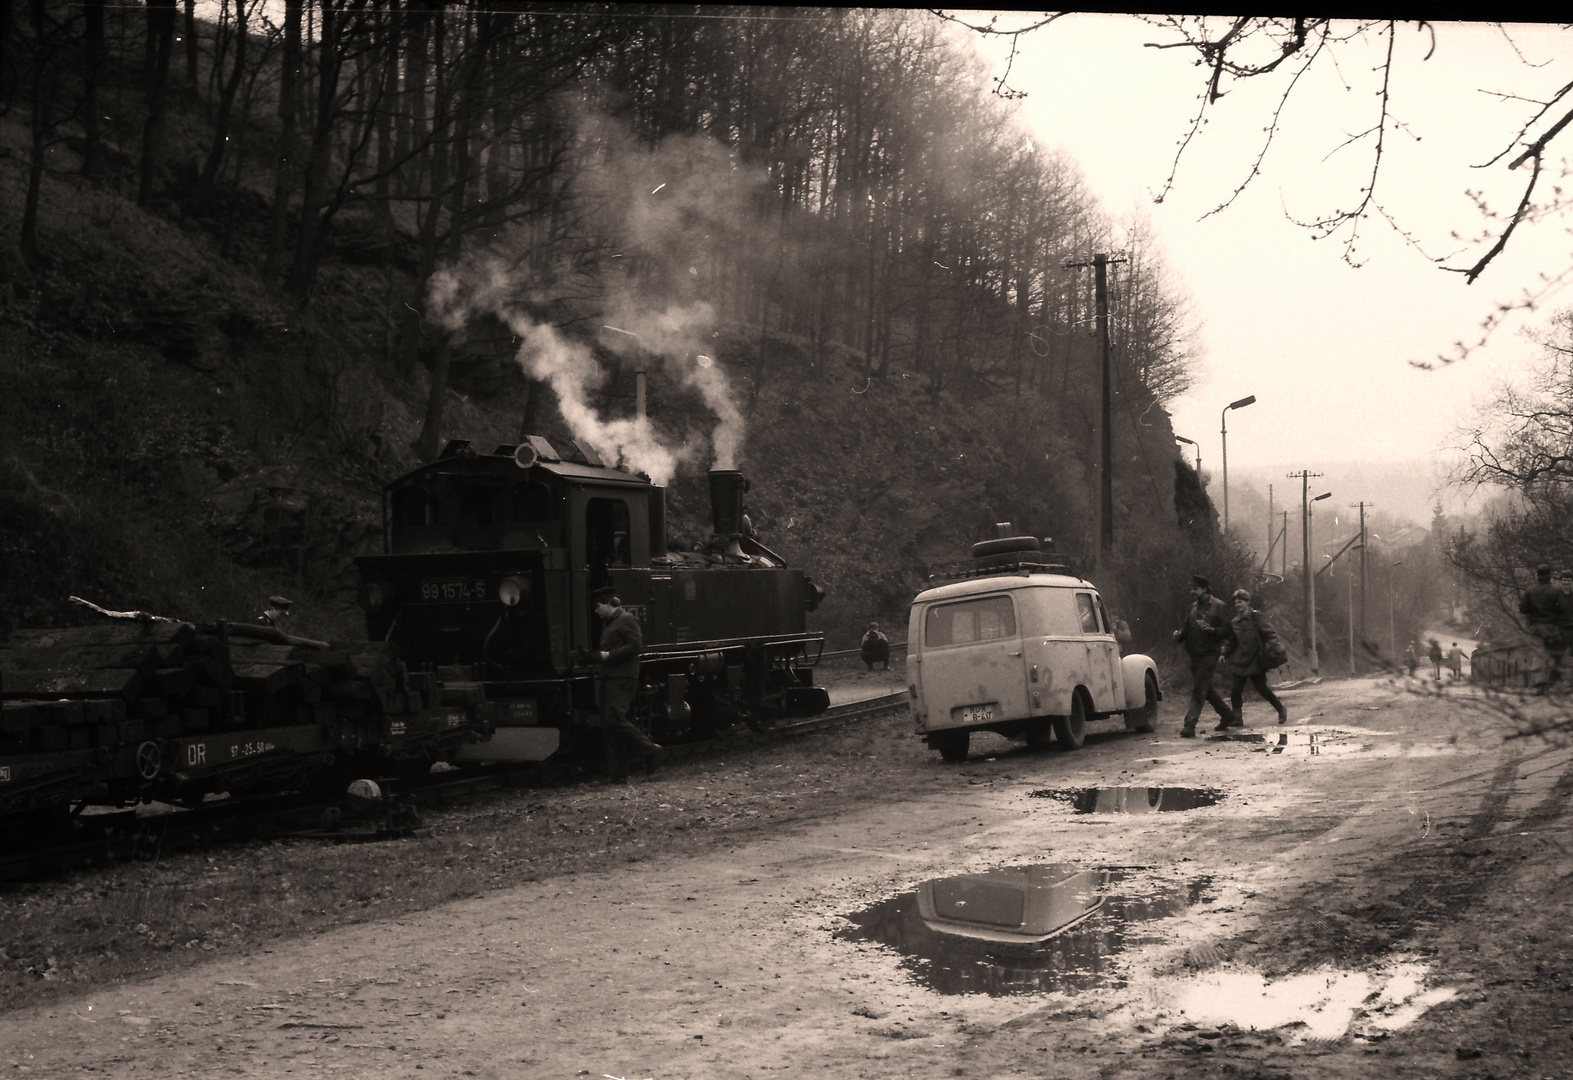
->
xmin=356 ymin=437 xmax=829 ymax=764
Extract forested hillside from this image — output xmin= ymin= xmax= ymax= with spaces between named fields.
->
xmin=0 ymin=4 xmax=1234 ymax=655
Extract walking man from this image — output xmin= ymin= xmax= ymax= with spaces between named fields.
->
xmin=1520 ymin=564 xmax=1571 ymax=691
xmin=586 ymin=585 xmax=661 ymax=781
xmin=1446 ymin=642 xmax=1465 ymax=680
xmin=1220 ymin=589 xmax=1290 ymax=727
xmin=1173 ymin=574 xmax=1235 ymax=737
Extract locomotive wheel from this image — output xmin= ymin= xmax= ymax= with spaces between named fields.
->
xmin=742 ymin=711 xmax=776 ymax=734
xmin=1125 ymin=672 xmax=1160 ymax=733
xmin=135 ymin=740 xmax=162 ymax=781
xmin=1053 ymin=693 xmax=1088 ymax=750
xmin=933 ymin=729 xmax=970 ymax=762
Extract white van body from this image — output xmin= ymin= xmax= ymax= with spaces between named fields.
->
xmin=907 ymin=571 xmax=1161 ymax=761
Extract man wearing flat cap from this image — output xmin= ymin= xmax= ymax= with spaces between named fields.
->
xmin=1173 ymin=574 xmax=1235 ymax=737
xmin=587 ymin=585 xmax=661 ymax=779
xmin=1520 ymin=564 xmax=1570 ymax=691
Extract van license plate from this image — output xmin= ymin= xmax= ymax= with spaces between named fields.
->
xmin=956 ymin=704 xmax=995 ymax=724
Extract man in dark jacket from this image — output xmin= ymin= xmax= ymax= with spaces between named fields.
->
xmin=1220 ymin=589 xmax=1289 ymax=727
xmin=1173 ymin=574 xmax=1235 ymax=737
xmin=860 ymin=622 xmax=890 ymax=671
xmin=587 ymin=586 xmax=661 ymax=781
xmin=1520 ymin=564 xmax=1570 ymax=690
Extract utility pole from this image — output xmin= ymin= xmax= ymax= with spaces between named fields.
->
xmin=1281 ymin=510 xmax=1288 ymax=578
xmin=1290 ymin=470 xmax=1327 ymax=672
xmin=1267 ymin=484 xmax=1274 ymax=571
xmin=1350 ymin=501 xmax=1372 ymax=650
xmin=1065 ymin=252 xmax=1124 ymax=571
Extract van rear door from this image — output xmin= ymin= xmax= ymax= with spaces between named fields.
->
xmin=916 ymin=592 xmax=1029 ymax=731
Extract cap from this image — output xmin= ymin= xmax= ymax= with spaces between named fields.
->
xmin=268 ymin=595 xmax=294 ymax=609
xmin=589 ymin=585 xmax=620 ymax=604
xmin=1189 ymin=575 xmax=1210 ymax=590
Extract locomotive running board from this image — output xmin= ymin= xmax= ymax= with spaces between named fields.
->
xmin=449 ymin=726 xmax=560 ymax=763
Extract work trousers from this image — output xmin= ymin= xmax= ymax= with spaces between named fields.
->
xmin=1227 ymin=672 xmax=1286 ymax=724
xmin=599 ymin=677 xmax=657 ymax=780
xmin=1182 ymin=653 xmax=1234 ymax=730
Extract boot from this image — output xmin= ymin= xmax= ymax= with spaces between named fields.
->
xmin=1180 ymin=726 xmax=1197 ymax=739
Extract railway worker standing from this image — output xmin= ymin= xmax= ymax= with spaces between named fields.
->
xmin=1172 ymin=574 xmax=1235 ymax=738
xmin=587 ymin=585 xmax=662 ymax=781
xmin=1220 ymin=589 xmax=1290 ymax=727
xmin=1520 ymin=564 xmax=1570 ymax=691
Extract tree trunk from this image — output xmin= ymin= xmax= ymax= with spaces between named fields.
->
xmin=262 ymin=0 xmax=302 ymax=282
xmin=183 ymin=0 xmax=197 ymax=88
xmin=80 ymin=0 xmax=105 ymax=178
xmin=193 ymin=0 xmax=247 ymax=211
xmin=137 ymin=0 xmax=177 ymax=208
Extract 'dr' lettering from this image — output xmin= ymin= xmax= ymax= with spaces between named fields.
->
xmin=187 ymin=743 xmax=207 ymax=765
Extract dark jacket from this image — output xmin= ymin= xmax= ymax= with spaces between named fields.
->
xmin=597 ymin=608 xmax=643 ymax=679
xmin=1176 ymin=593 xmax=1231 ymax=657
xmin=1522 ymin=581 xmax=1570 ymax=628
xmin=1222 ymin=609 xmax=1282 ymax=678
xmin=860 ymin=630 xmax=889 ymax=665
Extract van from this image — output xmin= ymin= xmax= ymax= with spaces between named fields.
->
xmin=907 ymin=535 xmax=1161 ymax=761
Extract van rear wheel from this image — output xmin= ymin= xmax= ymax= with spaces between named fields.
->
xmin=933 ymin=729 xmax=970 ymax=763
xmin=1053 ymin=694 xmax=1088 ymax=750
xmin=1125 ymin=672 xmax=1159 ymax=734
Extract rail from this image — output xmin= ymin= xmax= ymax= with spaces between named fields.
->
xmin=819 ymin=642 xmax=908 ymax=662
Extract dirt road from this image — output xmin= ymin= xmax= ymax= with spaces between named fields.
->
xmin=5 ymin=672 xmax=1572 ymax=1079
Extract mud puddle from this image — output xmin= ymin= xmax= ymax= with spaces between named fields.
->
xmin=1028 ymin=787 xmax=1223 ymax=813
xmin=836 ymin=864 xmax=1211 ymax=997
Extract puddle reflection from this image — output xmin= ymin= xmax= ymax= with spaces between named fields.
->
xmin=1028 ymin=787 xmax=1224 ymax=813
xmin=837 ymin=865 xmax=1211 ymax=997
xmin=1267 ymin=731 xmax=1367 ymax=755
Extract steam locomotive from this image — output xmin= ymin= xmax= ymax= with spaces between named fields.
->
xmin=356 ymin=435 xmax=831 ymax=762
xmin=0 ymin=435 xmax=829 ymax=821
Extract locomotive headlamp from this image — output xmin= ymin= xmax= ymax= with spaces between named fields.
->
xmin=358 ymin=581 xmax=393 ymax=614
xmin=498 ymin=575 xmax=532 ymax=607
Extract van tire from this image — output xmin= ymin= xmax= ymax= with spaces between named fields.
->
xmin=934 ymin=729 xmax=970 ymax=762
xmin=1125 ymin=672 xmax=1159 ymax=733
xmin=1053 ymin=693 xmax=1088 ymax=750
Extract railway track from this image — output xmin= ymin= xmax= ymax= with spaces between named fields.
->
xmin=0 ymin=691 xmax=910 ymax=883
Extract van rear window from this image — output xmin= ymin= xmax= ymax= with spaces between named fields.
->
xmin=925 ymin=595 xmax=1017 ymax=647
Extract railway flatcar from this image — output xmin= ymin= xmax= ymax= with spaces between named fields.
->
xmin=355 ymin=436 xmax=830 ymax=763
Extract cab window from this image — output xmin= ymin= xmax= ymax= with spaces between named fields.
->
xmin=586 ymin=497 xmax=632 ymax=570
xmin=392 ymin=486 xmax=435 ymax=527
xmin=925 ymin=595 xmax=1016 ymax=647
xmin=1074 ymin=593 xmax=1101 ymax=634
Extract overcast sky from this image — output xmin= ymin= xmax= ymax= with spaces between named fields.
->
xmin=965 ymin=15 xmax=1573 ymax=495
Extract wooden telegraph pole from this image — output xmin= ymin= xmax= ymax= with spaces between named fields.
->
xmin=1351 ymin=501 xmax=1373 ymax=649
xmin=1065 ymin=252 xmax=1124 ymax=572
xmin=1290 ymin=470 xmax=1327 ymax=672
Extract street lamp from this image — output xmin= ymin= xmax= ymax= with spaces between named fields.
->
xmin=1308 ymin=490 xmax=1332 ymax=672
xmin=1221 ymin=395 xmax=1257 ymax=534
xmin=1388 ymin=560 xmax=1405 ymax=662
xmin=1174 ymin=435 xmax=1200 ymax=471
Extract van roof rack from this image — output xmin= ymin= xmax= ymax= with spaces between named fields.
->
xmin=927 ymin=557 xmax=1075 ymax=583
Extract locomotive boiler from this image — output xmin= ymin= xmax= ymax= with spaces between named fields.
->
xmin=354 ymin=436 xmax=830 ymax=762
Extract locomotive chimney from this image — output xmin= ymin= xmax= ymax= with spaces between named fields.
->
xmin=649 ymin=485 xmax=668 ymax=559
xmin=708 ymin=469 xmax=748 ymax=537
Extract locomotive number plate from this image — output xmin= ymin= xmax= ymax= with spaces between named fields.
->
xmin=418 ymin=577 xmax=489 ymax=603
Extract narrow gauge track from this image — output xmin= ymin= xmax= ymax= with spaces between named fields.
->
xmin=0 ymin=691 xmax=910 ymax=883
